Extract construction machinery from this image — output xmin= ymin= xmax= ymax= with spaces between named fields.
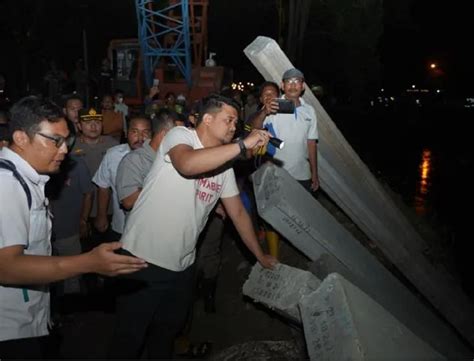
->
xmin=107 ymin=0 xmax=227 ymax=106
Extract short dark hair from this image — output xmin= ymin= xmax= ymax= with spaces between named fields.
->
xmin=196 ymin=94 xmax=240 ymax=126
xmin=0 ymin=123 xmax=9 ymax=142
xmin=63 ymin=94 xmax=83 ymax=108
xmin=259 ymin=81 xmax=280 ymax=98
xmin=128 ymin=115 xmax=151 ymax=130
xmin=152 ymin=109 xmax=177 ymax=134
xmin=9 ymin=96 xmax=65 ymax=139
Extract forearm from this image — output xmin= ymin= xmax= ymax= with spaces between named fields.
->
xmin=80 ymin=192 xmax=93 ymax=222
xmin=121 ymin=189 xmax=141 ymax=210
xmin=250 ymin=108 xmax=267 ymax=129
xmin=229 ymin=208 xmax=265 ymax=260
xmin=174 ymin=143 xmax=241 ymax=177
xmin=0 ymin=253 xmax=92 ymax=285
xmin=96 ymin=187 xmax=111 ymax=218
xmin=308 ymin=140 xmax=318 ymax=178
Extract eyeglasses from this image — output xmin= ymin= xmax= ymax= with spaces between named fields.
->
xmin=36 ymin=132 xmax=76 ymax=149
xmin=283 ymin=78 xmax=303 ymax=85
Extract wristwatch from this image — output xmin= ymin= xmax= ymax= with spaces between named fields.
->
xmin=238 ymin=139 xmax=247 ymax=156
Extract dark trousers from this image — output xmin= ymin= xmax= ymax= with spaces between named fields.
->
xmin=0 ymin=336 xmax=48 ymax=360
xmin=108 ymin=254 xmax=195 ymax=359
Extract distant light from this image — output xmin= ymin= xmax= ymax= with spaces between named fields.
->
xmin=412 ymin=84 xmax=416 ymax=89
xmin=390 ymin=97 xmax=395 ymax=101
xmin=436 ymin=89 xmax=440 ymax=93
xmin=430 ymin=63 xmax=437 ymax=69
xmin=381 ymin=88 xmax=384 ymax=92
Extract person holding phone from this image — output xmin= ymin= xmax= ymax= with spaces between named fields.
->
xmin=143 ymin=79 xmax=162 ymax=119
xmin=250 ymin=69 xmax=319 ymax=193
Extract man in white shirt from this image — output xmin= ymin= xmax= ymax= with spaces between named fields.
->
xmin=251 ymin=68 xmax=320 ymax=192
xmin=93 ymin=116 xmax=151 ymax=239
xmin=0 ymin=96 xmax=147 ymax=359
xmin=108 ymin=94 xmax=277 ymax=359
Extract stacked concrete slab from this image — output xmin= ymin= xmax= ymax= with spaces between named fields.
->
xmin=244 ymin=35 xmax=474 ymax=352
xmin=243 ymin=263 xmax=321 ymax=323
xmin=299 ymin=273 xmax=445 ymax=361
xmin=251 ymin=163 xmax=470 ymax=357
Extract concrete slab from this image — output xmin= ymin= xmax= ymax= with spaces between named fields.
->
xmin=243 ymin=262 xmax=321 ymax=323
xmin=299 ymin=273 xmax=445 ymax=361
xmin=252 ymin=162 xmax=471 ymax=358
xmin=244 ymin=35 xmax=474 ymax=347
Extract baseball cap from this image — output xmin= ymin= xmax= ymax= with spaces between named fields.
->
xmin=282 ymin=68 xmax=305 ymax=81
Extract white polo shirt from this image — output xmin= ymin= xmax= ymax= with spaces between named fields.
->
xmin=121 ymin=126 xmax=239 ymax=271
xmin=0 ymin=147 xmax=51 ymax=342
xmin=92 ymin=143 xmax=131 ymax=234
xmin=263 ymin=97 xmax=318 ymax=180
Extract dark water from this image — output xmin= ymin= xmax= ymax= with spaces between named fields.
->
xmin=330 ymin=103 xmax=474 ymax=293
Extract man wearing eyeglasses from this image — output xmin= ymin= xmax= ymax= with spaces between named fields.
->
xmin=0 ymin=96 xmax=147 ymax=359
xmin=251 ymin=68 xmax=319 ymax=193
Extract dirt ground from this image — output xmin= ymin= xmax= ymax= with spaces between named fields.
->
xmin=55 ymin=224 xmax=311 ymax=360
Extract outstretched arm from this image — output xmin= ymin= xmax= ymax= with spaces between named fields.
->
xmin=0 ymin=242 xmax=147 ymax=285
xmin=169 ymin=129 xmax=271 ymax=177
xmin=221 ymin=195 xmax=277 ymax=269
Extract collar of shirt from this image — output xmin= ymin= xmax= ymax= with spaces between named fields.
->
xmin=0 ymin=147 xmax=49 ymax=185
xmin=143 ymin=139 xmax=155 ymax=154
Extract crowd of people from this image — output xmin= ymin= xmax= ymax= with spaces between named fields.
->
xmin=0 ymin=66 xmax=319 ymax=359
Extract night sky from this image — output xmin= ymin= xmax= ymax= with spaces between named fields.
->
xmin=1 ymin=0 xmax=474 ymax=98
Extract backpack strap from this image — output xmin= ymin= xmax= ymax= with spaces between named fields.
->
xmin=0 ymin=158 xmax=33 ymax=302
xmin=0 ymin=159 xmax=32 ymax=209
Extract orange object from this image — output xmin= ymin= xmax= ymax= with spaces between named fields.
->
xmin=266 ymin=231 xmax=280 ymax=259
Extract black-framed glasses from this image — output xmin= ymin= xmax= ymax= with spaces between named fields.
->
xmin=36 ymin=132 xmax=76 ymax=149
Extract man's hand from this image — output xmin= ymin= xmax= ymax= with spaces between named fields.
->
xmin=148 ymin=86 xmax=160 ymax=99
xmin=243 ymin=129 xmax=271 ymax=150
xmin=94 ymin=215 xmax=109 ymax=233
xmin=88 ymin=242 xmax=147 ymax=276
xmin=262 ymin=98 xmax=279 ymax=115
xmin=311 ymin=174 xmax=320 ymax=192
xmin=257 ymin=254 xmax=278 ymax=269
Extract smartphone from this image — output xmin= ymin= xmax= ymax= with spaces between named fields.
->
xmin=276 ymin=99 xmax=295 ymax=114
xmin=153 ymin=78 xmax=160 ymax=87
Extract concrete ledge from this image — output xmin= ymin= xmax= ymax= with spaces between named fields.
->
xmin=299 ymin=273 xmax=445 ymax=361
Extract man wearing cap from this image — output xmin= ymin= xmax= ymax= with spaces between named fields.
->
xmin=71 ymin=108 xmax=118 ymax=251
xmin=251 ymin=68 xmax=319 ymax=192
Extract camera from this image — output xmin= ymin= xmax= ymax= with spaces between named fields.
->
xmin=276 ymin=99 xmax=295 ymax=114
